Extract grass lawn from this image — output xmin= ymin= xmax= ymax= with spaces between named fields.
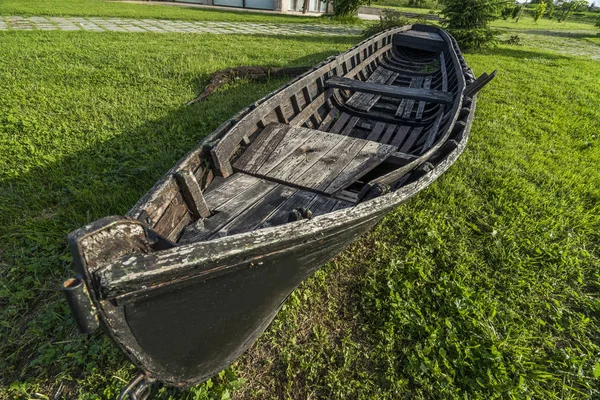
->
xmin=0 ymin=0 xmax=336 ymax=23
xmin=1 ymin=13 xmax=600 ymax=400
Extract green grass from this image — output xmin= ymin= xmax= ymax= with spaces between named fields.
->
xmin=492 ymin=16 xmax=599 ymax=32
xmin=1 ymin=13 xmax=600 ymax=400
xmin=368 ymin=4 xmax=440 ymax=14
xmin=0 ymin=0 xmax=334 ymax=23
xmin=235 ymin=46 xmax=600 ymax=398
xmin=371 ymin=0 xmax=441 ymax=12
xmin=0 ymin=31 xmax=357 ymax=399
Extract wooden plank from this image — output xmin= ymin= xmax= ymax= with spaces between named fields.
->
xmin=289 ymin=89 xmax=334 ymax=127
xmin=366 ymin=121 xmax=386 ymax=142
xmin=380 ymin=125 xmax=396 ymax=144
xmin=204 ymin=173 xmax=260 ymax=210
xmin=181 ymin=178 xmax=278 ymax=242
xmin=390 ymin=126 xmax=411 ymax=148
xmin=464 ymin=70 xmax=496 ymax=97
xmin=153 ymin=192 xmax=189 ymax=238
xmin=175 ymin=170 xmax=210 ymax=219
xmin=210 ymin=185 xmax=297 ymax=238
xmin=396 ymin=76 xmax=422 ymax=116
xmin=420 ymin=110 xmax=445 ymax=154
xmin=386 ymin=151 xmax=419 ymax=166
xmin=393 ymin=31 xmax=445 ymax=52
xmin=268 ymin=130 xmax=346 ymax=183
xmin=168 ymin=212 xmax=193 ymax=243
xmin=360 ymin=69 xmax=399 ymax=112
xmin=334 ymin=190 xmax=358 ymax=204
xmin=255 ymin=126 xmax=319 ymax=176
xmin=399 ymin=127 xmax=423 ymax=153
xmin=402 ymin=77 xmax=424 ymax=119
xmin=260 ymin=190 xmax=317 ymax=227
xmin=233 ymin=124 xmax=290 ymax=174
xmin=398 ymin=30 xmax=444 ymax=42
xmin=440 ymin=52 xmax=448 ymax=92
xmin=324 ymin=140 xmax=396 ymax=194
xmin=346 ymin=66 xmax=384 ymax=110
xmin=327 ymin=76 xmax=453 ymax=104
xmin=332 ymin=199 xmax=353 ymax=211
xmin=329 ymin=112 xmax=351 ymax=134
xmin=307 ymin=195 xmax=339 ymax=216
xmin=340 ymin=116 xmax=360 ymax=136
xmin=415 ymin=76 xmax=432 ymax=119
xmin=295 ymin=136 xmax=366 ymax=192
xmin=318 ymin=107 xmax=337 ymax=131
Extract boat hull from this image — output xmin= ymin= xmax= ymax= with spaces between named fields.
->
xmin=63 ymin=24 xmax=484 ymax=388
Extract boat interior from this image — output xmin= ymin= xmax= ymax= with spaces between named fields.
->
xmin=131 ymin=26 xmax=477 ymax=245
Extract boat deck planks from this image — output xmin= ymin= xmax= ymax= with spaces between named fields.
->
xmin=346 ymin=66 xmax=399 ymax=112
xmin=234 ymin=124 xmax=397 ymax=195
xmin=180 ymin=172 xmax=351 ymax=243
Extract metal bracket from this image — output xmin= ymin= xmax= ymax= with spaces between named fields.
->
xmin=117 ymin=373 xmax=155 ymax=400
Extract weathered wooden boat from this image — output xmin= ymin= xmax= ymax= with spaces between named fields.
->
xmin=62 ymin=24 xmax=494 ymax=397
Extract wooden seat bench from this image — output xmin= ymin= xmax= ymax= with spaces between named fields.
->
xmin=392 ymin=30 xmax=446 ymax=52
xmin=326 ymin=76 xmax=453 ymax=104
xmin=232 ymin=123 xmax=397 ymax=195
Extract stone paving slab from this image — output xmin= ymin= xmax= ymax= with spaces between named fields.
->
xmin=0 ymin=15 xmax=361 ymax=36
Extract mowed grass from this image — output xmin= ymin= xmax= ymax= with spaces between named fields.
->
xmin=0 ymin=0 xmax=332 ymax=23
xmin=0 ymin=31 xmax=357 ymax=399
xmin=236 ymin=45 xmax=600 ymax=399
xmin=1 ymin=24 xmax=599 ymax=400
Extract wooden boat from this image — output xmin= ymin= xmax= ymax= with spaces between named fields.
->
xmin=62 ymin=24 xmax=494 ymax=395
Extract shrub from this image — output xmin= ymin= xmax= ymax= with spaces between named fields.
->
xmin=332 ymin=0 xmax=366 ymax=16
xmin=596 ymin=15 xmax=600 ymax=27
xmin=362 ymin=9 xmax=416 ymax=37
xmin=533 ymin=0 xmax=548 ymax=21
xmin=442 ymin=0 xmax=502 ymax=50
xmin=511 ymin=4 xmax=522 ymax=18
xmin=501 ymin=5 xmax=514 ymax=19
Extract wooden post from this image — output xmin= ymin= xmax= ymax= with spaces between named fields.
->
xmin=175 ymin=170 xmax=211 ymax=219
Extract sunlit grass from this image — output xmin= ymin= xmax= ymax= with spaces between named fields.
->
xmin=1 ymin=6 xmax=600 ymax=400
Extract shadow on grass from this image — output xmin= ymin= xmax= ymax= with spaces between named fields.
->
xmin=475 ymin=46 xmax=572 ymax=60
xmin=0 ymin=46 xmax=346 ymax=397
xmin=514 ymin=29 xmax=600 ymax=39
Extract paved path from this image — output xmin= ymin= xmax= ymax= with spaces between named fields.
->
xmin=0 ymin=16 xmax=361 ymax=35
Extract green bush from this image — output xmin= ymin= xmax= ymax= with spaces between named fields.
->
xmin=333 ymin=0 xmax=366 ymax=16
xmin=501 ymin=5 xmax=514 ymax=19
xmin=442 ymin=0 xmax=501 ymax=50
xmin=362 ymin=9 xmax=417 ymax=37
xmin=533 ymin=0 xmax=548 ymax=21
xmin=511 ymin=4 xmax=522 ymax=18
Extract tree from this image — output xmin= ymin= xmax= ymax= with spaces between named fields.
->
xmin=533 ymin=0 xmax=548 ymax=21
xmin=557 ymin=0 xmax=587 ymax=22
xmin=511 ymin=4 xmax=522 ymax=18
xmin=442 ymin=0 xmax=502 ymax=50
xmin=501 ymin=5 xmax=514 ymax=18
xmin=547 ymin=0 xmax=556 ymax=19
xmin=332 ymin=0 xmax=366 ymax=16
